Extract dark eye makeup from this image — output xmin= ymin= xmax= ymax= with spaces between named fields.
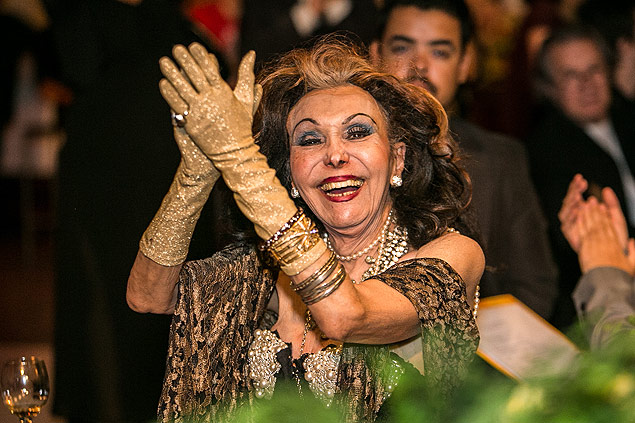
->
xmin=294 ymin=130 xmax=323 ymax=146
xmin=346 ymin=123 xmax=374 ymax=140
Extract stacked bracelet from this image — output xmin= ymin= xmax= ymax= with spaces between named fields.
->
xmin=302 ymin=264 xmax=346 ymax=305
xmin=291 ymin=253 xmax=338 ymax=296
xmin=260 ymin=208 xmax=328 ymax=276
xmin=261 ymin=209 xmax=346 ymax=303
xmin=291 ymin=251 xmax=346 ymax=305
xmin=259 ymin=209 xmax=305 ymax=252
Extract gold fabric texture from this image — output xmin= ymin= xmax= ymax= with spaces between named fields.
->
xmin=219 ymin=141 xmax=298 ymax=240
xmin=158 ymin=245 xmax=478 ymax=422
xmin=139 ymin=127 xmax=219 ymax=266
xmin=159 ymin=44 xmax=297 ymax=240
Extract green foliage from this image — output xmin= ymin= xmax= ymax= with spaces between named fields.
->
xmin=180 ymin=331 xmax=635 ymax=422
xmin=500 ymin=334 xmax=635 ymax=423
xmin=232 ymin=380 xmax=342 ymax=423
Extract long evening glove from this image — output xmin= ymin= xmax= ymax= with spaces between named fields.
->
xmin=158 ymin=43 xmax=297 ymax=240
xmin=139 ymin=126 xmax=219 ymax=266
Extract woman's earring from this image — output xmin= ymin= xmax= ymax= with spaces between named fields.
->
xmin=390 ymin=175 xmax=403 ymax=188
xmin=290 ymin=186 xmax=300 ymax=198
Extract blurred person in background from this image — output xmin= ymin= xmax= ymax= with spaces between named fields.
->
xmin=43 ymin=0 xmax=227 ymax=421
xmin=469 ymin=0 xmax=584 ymax=139
xmin=527 ymin=24 xmax=635 ymax=330
xmin=370 ymin=0 xmax=558 ymax=319
xmin=240 ymin=0 xmax=379 ymax=67
xmin=578 ymin=0 xmax=635 ymax=104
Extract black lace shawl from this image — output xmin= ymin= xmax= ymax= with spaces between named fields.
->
xmin=158 ymin=243 xmax=478 ymax=422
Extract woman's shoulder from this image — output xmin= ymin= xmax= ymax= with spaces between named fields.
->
xmin=412 ymin=232 xmax=484 ymax=288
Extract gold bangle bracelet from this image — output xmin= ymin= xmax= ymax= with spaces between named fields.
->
xmin=303 ymin=265 xmax=347 ymax=305
xmin=259 ymin=208 xmax=305 ymax=252
xmin=305 ymin=265 xmax=346 ymax=298
xmin=294 ymin=257 xmax=339 ymax=297
xmin=267 ymin=213 xmax=322 ymax=266
xmin=260 ymin=208 xmax=329 ymax=277
xmin=292 ymin=252 xmax=337 ymax=292
xmin=280 ymin=241 xmax=328 ymax=276
xmin=302 ymin=264 xmax=344 ymax=300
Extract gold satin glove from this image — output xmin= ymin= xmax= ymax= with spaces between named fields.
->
xmin=139 ymin=127 xmax=219 ymax=266
xmin=159 ymin=43 xmax=297 ymax=240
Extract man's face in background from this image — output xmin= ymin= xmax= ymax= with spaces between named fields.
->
xmin=371 ymin=6 xmax=472 ymax=110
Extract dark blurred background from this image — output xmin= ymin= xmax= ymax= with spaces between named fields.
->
xmin=1 ymin=0 xmax=633 ymax=422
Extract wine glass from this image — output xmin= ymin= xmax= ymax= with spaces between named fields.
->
xmin=1 ymin=357 xmax=49 ymax=423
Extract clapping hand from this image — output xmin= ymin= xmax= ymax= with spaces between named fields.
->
xmin=559 ymin=174 xmax=635 ymax=275
xmin=159 ymin=43 xmax=262 ymax=158
xmin=158 ymin=43 xmax=296 ymax=240
xmin=559 ymin=174 xmax=629 ymax=252
xmin=575 ymin=197 xmax=635 ymax=275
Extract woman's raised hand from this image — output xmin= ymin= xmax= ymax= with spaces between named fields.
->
xmin=159 ymin=43 xmax=262 ymax=157
xmin=159 ymin=43 xmax=296 ymax=241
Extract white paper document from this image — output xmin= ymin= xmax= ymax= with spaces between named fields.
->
xmin=476 ymin=295 xmax=580 ymax=380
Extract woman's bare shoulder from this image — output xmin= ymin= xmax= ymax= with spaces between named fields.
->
xmin=413 ymin=233 xmax=484 ymax=287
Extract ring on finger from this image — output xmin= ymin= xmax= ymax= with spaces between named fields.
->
xmin=171 ymin=110 xmax=189 ymax=127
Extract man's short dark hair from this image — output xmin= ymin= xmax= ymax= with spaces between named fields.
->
xmin=374 ymin=0 xmax=474 ymax=50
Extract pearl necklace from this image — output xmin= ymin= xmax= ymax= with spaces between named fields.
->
xmin=473 ymin=285 xmax=480 ymax=319
xmin=446 ymin=228 xmax=481 ymax=319
xmin=324 ymin=209 xmax=394 ymax=262
xmin=326 ymin=220 xmax=481 ymax=318
xmin=358 ymin=224 xmax=409 ymax=282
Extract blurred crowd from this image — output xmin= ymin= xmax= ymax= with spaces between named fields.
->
xmin=1 ymin=0 xmax=633 ymax=422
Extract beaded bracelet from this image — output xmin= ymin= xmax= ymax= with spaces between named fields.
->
xmin=259 ymin=208 xmax=305 ymax=252
xmin=260 ymin=208 xmax=328 ymax=276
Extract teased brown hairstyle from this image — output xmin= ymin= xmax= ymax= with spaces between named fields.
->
xmin=254 ymin=35 xmax=475 ymax=247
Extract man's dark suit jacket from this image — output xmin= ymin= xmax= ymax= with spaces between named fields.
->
xmin=451 ymin=117 xmax=558 ymax=319
xmin=526 ymin=98 xmax=635 ymax=330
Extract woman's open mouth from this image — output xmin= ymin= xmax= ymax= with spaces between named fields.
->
xmin=318 ymin=177 xmax=364 ymax=201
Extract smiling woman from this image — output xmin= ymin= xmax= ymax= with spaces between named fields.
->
xmin=286 ymin=85 xmax=403 ymax=240
xmin=126 ymin=36 xmax=484 ymax=422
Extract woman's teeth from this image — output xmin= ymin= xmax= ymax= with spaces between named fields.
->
xmin=319 ymin=179 xmax=363 ymax=196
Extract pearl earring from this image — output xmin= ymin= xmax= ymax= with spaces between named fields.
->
xmin=290 ymin=186 xmax=300 ymax=198
xmin=390 ymin=175 xmax=402 ymax=187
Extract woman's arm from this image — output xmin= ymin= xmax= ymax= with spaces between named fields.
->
xmin=127 ymin=251 xmax=182 ymax=314
xmin=126 ymin=126 xmax=219 ymax=313
xmin=127 ymin=43 xmax=262 ymax=314
xmin=297 ymin=233 xmax=484 ymax=344
xmin=414 ymin=232 xmax=484 ymax=303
